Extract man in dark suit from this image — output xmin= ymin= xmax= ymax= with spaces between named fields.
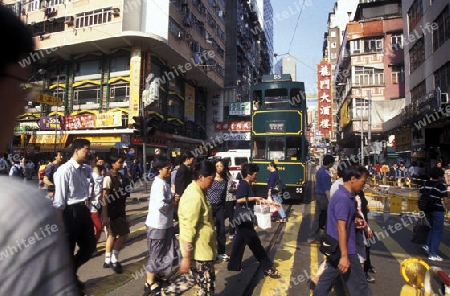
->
xmin=175 ymin=151 xmax=196 ymax=199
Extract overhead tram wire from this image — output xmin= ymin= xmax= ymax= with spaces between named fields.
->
xmin=287 ymin=0 xmax=306 ymax=55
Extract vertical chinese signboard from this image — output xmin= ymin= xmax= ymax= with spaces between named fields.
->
xmin=317 ymin=59 xmax=332 ymax=137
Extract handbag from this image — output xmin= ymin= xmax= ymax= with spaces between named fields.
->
xmin=254 ymin=202 xmax=271 ymax=229
xmin=233 ymin=196 xmax=255 ymax=225
xmin=319 ymin=233 xmax=341 ymax=266
xmin=411 ymin=217 xmax=430 ymax=244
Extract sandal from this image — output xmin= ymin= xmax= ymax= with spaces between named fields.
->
xmin=264 ymin=268 xmax=280 ymax=278
xmin=276 ymin=218 xmax=287 ymax=223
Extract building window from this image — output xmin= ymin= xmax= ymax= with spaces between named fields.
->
xmin=73 ymin=85 xmax=101 ymax=105
xmin=169 ymin=17 xmax=185 ymax=41
xmin=52 ymin=87 xmax=65 ymax=106
xmin=407 ymin=0 xmax=423 ymax=34
xmin=330 ymin=31 xmax=336 ymax=38
xmin=391 ymin=34 xmax=403 ymax=51
xmin=75 ymin=60 xmax=101 ymax=76
xmin=363 ymin=38 xmax=383 ymax=53
xmin=409 ymin=37 xmax=425 ymax=73
xmin=434 ymin=62 xmax=450 ymax=94
xmin=355 ymin=66 xmax=384 ymax=86
xmin=411 ymin=80 xmax=426 ymax=102
xmin=331 ymin=42 xmax=337 ymax=48
xmin=391 ymin=66 xmax=405 ymax=84
xmin=331 ymin=52 xmax=337 ymax=59
xmin=167 ymin=94 xmax=183 ymax=118
xmin=350 ymin=40 xmax=361 ymax=54
xmin=109 ymin=83 xmax=130 ymax=102
xmin=110 ymin=56 xmax=130 ymax=72
xmin=75 ymin=8 xmax=112 ymax=28
xmin=432 ymin=6 xmax=450 ymax=52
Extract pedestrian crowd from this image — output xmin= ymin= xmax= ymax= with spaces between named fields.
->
xmin=307 ymin=154 xmax=450 ymax=296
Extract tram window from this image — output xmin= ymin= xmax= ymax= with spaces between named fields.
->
xmin=253 ymin=90 xmax=262 ymax=111
xmin=253 ymin=138 xmax=266 ymax=160
xmin=290 ymin=88 xmax=305 ymax=107
xmin=265 ymin=88 xmax=288 ymax=109
xmin=268 ymin=137 xmax=285 ymax=160
xmin=286 ymin=137 xmax=302 ymax=160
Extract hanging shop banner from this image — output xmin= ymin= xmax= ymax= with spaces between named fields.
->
xmin=34 ymin=94 xmax=62 ymax=106
xmin=229 ymin=102 xmax=250 ymax=115
xmin=213 ymin=121 xmax=251 ymax=132
xmin=129 ymin=47 xmax=142 ymax=123
xmin=317 ymin=59 xmax=333 ymax=137
xmin=184 ymin=83 xmax=196 ymax=122
xmin=40 ymin=116 xmax=63 ymax=130
xmin=95 ymin=111 xmax=122 ymax=128
xmin=63 ymin=114 xmax=95 ymax=130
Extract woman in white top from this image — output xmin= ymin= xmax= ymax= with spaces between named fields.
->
xmin=144 ymin=155 xmax=181 ymax=295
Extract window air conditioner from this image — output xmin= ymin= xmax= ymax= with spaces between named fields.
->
xmin=65 ymin=16 xmax=74 ymax=26
xmin=112 ymin=8 xmax=120 ymax=16
xmin=441 ymin=93 xmax=449 ymax=105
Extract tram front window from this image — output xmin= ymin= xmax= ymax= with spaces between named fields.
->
xmin=253 ymin=138 xmax=266 ymax=160
xmin=265 ymin=88 xmax=288 ymax=109
xmin=268 ymin=137 xmax=285 ymax=160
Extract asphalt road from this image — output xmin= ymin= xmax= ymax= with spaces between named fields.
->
xmin=77 ymin=172 xmax=450 ymax=296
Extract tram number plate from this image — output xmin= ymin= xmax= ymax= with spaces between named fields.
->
xmin=296 ymin=187 xmax=303 ymax=194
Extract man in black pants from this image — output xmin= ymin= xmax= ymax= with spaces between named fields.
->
xmin=53 ymin=139 xmax=97 ymax=294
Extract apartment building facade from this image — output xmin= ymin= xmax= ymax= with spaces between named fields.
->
xmin=6 ymin=0 xmax=226 ymax=157
xmin=334 ymin=0 xmax=405 ymax=158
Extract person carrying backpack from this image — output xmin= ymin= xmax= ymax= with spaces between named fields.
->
xmin=420 ymin=167 xmax=450 ymax=261
xmin=9 ymin=160 xmax=24 ymax=178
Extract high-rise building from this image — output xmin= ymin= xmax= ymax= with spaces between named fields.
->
xmin=5 ymin=0 xmax=226 ymax=157
xmin=273 ymin=55 xmax=297 ymax=81
xmin=399 ymin=0 xmax=450 ymax=164
xmin=213 ymin=0 xmax=271 ymax=151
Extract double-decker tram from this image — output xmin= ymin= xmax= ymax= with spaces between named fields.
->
xmin=250 ymin=74 xmax=308 ymax=202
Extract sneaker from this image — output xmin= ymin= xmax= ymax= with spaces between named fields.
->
xmin=111 ymin=261 xmax=123 ymax=273
xmin=366 ymin=275 xmax=376 ymax=283
xmin=428 ymin=255 xmax=443 ymax=262
xmin=103 ymin=262 xmax=111 ymax=268
xmin=422 ymin=245 xmax=429 ymax=254
xmin=217 ymin=254 xmax=230 ymax=261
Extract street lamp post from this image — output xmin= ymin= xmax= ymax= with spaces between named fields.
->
xmin=53 ymin=74 xmax=59 ymax=154
xmin=360 ymin=97 xmax=364 ymax=166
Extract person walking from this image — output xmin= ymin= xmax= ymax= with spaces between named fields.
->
xmin=267 ymin=161 xmax=287 ymax=223
xmin=102 ymin=154 xmax=130 ymax=273
xmin=207 ymin=159 xmax=229 ymax=261
xmin=313 ymin=164 xmax=371 ymax=296
xmin=178 ymin=160 xmax=217 ymax=295
xmin=227 ymin=163 xmax=280 ymax=277
xmin=89 ymin=164 xmax=105 ymax=244
xmin=143 ymin=156 xmax=181 ymax=296
xmin=225 ymin=163 xmax=237 ymax=240
xmin=53 ymin=138 xmax=97 ymax=293
xmin=421 ymin=167 xmax=449 ymax=261
xmin=308 ymin=155 xmax=335 ymax=244
xmin=43 ymin=151 xmax=64 ymax=199
xmin=0 ymin=5 xmax=78 ymax=294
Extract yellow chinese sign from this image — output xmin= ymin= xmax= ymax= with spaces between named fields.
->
xmin=34 ymin=94 xmax=62 ymax=106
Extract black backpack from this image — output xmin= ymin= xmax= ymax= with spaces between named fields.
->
xmin=417 ymin=189 xmax=435 ymax=213
xmin=12 ymin=165 xmax=24 ymax=178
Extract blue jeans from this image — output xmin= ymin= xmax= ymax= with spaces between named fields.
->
xmin=426 ymin=211 xmax=445 ymax=257
xmin=272 ymin=194 xmax=286 ymax=219
xmin=314 ymin=254 xmax=371 ymax=296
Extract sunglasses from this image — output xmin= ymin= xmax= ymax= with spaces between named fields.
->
xmin=0 ymin=73 xmax=42 ymax=102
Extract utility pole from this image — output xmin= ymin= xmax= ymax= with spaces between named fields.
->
xmin=140 ymin=73 xmax=156 ymax=185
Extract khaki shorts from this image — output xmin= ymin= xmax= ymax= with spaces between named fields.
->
xmin=109 ymin=216 xmax=130 ymax=237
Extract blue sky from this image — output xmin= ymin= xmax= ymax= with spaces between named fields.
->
xmin=272 ymin=0 xmax=336 ymax=98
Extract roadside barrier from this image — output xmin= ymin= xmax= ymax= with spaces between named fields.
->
xmin=364 ymin=185 xmax=420 ymax=214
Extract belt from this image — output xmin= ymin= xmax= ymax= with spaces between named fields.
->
xmin=67 ymin=200 xmax=88 ymax=207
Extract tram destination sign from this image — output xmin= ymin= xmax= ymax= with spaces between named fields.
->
xmin=266 ymin=121 xmax=286 ymax=132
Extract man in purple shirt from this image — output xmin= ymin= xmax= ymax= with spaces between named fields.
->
xmin=308 ymin=155 xmax=335 ymax=244
xmin=314 ymin=164 xmax=371 ymax=296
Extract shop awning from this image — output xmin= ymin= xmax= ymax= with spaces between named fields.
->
xmin=74 ymin=136 xmax=122 ymax=152
xmin=28 ymin=134 xmax=69 ymax=153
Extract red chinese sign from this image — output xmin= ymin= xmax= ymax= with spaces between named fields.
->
xmin=214 ymin=121 xmax=251 ymax=132
xmin=63 ymin=114 xmax=95 ymax=130
xmin=317 ymin=59 xmax=332 ymax=137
